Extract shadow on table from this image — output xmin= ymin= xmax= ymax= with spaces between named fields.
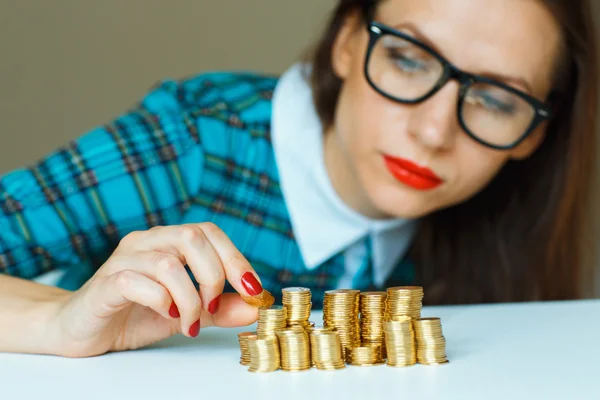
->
xmin=143 ymin=327 xmax=239 ymax=352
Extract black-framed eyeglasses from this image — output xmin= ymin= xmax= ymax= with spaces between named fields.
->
xmin=364 ymin=21 xmax=553 ymax=150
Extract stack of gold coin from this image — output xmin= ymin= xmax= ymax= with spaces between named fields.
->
xmin=359 ymin=291 xmax=387 ymax=359
xmin=385 ymin=286 xmax=424 ymax=320
xmin=384 ymin=317 xmax=417 ymax=367
xmin=282 ymin=287 xmax=312 ymax=326
xmin=248 ymin=337 xmax=281 ymax=372
xmin=310 ymin=331 xmax=346 ymax=370
xmin=323 ymin=289 xmax=361 ymax=359
xmin=256 ymin=305 xmax=287 ymax=339
xmin=413 ymin=318 xmax=448 ymax=365
xmin=346 ymin=345 xmax=384 ymax=366
xmin=276 ymin=326 xmax=311 ymax=371
xmin=305 ymin=326 xmax=334 ymax=367
xmin=237 ymin=332 xmax=257 ymax=365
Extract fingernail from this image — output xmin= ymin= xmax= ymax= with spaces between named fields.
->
xmin=189 ymin=320 xmax=200 ymax=337
xmin=169 ymin=302 xmax=180 ymax=318
xmin=241 ymin=272 xmax=263 ymax=296
xmin=208 ymin=294 xmax=221 ymax=314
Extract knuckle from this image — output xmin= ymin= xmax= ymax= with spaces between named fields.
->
xmin=156 ymin=287 xmax=172 ymax=309
xmin=178 ymin=291 xmax=202 ymax=316
xmin=154 ymin=253 xmax=183 ymax=273
xmin=114 ymin=270 xmax=136 ymax=291
xmin=179 ymin=225 xmax=207 ymax=244
xmin=199 ymin=221 xmax=220 ymax=236
xmin=120 ymin=230 xmax=143 ymax=246
xmin=199 ymin=267 xmax=225 ymax=289
xmin=224 ymin=252 xmax=249 ymax=269
xmin=190 ymin=296 xmax=203 ymax=315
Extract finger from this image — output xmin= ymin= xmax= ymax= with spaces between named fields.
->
xmin=197 ymin=223 xmax=264 ymax=298
xmin=89 ymin=270 xmax=175 ymax=320
xmin=132 ymin=224 xmax=252 ymax=306
xmin=137 ymin=225 xmax=226 ymax=315
xmin=141 ymin=252 xmax=203 ymax=337
xmin=200 ymin=293 xmax=259 ymax=328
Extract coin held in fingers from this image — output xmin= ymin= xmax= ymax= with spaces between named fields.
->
xmin=241 ymin=289 xmax=275 ymax=308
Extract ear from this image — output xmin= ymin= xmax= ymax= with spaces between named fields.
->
xmin=331 ymin=10 xmax=364 ymax=80
xmin=510 ymin=124 xmax=547 ymax=160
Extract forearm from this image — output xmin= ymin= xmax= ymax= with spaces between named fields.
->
xmin=0 ymin=275 xmax=70 ymax=355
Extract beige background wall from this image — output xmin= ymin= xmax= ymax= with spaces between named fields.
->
xmin=0 ymin=0 xmax=335 ymax=172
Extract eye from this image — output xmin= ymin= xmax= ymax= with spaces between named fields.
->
xmin=466 ymin=90 xmax=517 ymax=115
xmin=387 ymin=49 xmax=429 ymax=73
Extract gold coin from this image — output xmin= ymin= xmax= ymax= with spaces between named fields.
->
xmin=276 ymin=327 xmax=311 ymax=371
xmin=383 ymin=319 xmax=417 ymax=367
xmin=256 ymin=305 xmax=287 ymax=339
xmin=413 ymin=317 xmax=448 ymax=365
xmin=310 ymin=331 xmax=345 ymax=370
xmin=385 ymin=286 xmax=424 ymax=321
xmin=323 ymin=289 xmax=361 ymax=359
xmin=359 ymin=291 xmax=387 ymax=354
xmin=237 ymin=332 xmax=257 ymax=365
xmin=248 ymin=337 xmax=280 ymax=372
xmin=241 ymin=289 xmax=275 ymax=309
xmin=282 ymin=287 xmax=312 ymax=327
xmin=346 ymin=344 xmax=384 ymax=366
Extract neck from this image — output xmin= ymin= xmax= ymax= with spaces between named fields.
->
xmin=323 ymin=126 xmax=390 ymax=220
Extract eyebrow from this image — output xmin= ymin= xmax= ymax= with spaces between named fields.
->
xmin=391 ymin=22 xmax=534 ymax=95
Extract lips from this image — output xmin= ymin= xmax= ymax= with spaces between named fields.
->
xmin=383 ymin=155 xmax=443 ymax=190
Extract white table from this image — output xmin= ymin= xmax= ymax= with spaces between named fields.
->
xmin=1 ymin=299 xmax=599 ymax=400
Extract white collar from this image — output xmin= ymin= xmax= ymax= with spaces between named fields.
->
xmin=271 ymin=64 xmax=417 ymax=286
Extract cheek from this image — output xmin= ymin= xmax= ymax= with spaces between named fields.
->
xmin=335 ymin=67 xmax=395 ymax=154
xmin=454 ymin=142 xmax=509 ymax=197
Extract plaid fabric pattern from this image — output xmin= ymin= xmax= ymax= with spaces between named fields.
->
xmin=0 ymin=71 xmax=414 ymax=306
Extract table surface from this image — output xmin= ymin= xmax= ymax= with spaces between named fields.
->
xmin=1 ymin=299 xmax=599 ymax=400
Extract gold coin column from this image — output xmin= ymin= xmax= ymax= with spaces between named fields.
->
xmin=384 ymin=317 xmax=417 ymax=367
xmin=322 ymin=289 xmax=361 ymax=360
xmin=413 ymin=318 xmax=449 ymax=365
xmin=248 ymin=337 xmax=280 ymax=372
xmin=256 ymin=305 xmax=287 ymax=339
xmin=237 ymin=332 xmax=257 ymax=365
xmin=384 ymin=286 xmax=424 ymax=320
xmin=359 ymin=291 xmax=387 ymax=360
xmin=276 ymin=326 xmax=312 ymax=371
xmin=305 ymin=325 xmax=331 ymax=367
xmin=310 ymin=330 xmax=346 ymax=370
xmin=346 ymin=345 xmax=384 ymax=366
xmin=282 ymin=287 xmax=312 ymax=327
xmin=383 ymin=287 xmax=423 ymax=367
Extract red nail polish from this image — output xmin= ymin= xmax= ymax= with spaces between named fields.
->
xmin=208 ymin=294 xmax=221 ymax=314
xmin=241 ymin=272 xmax=263 ymax=296
xmin=169 ymin=302 xmax=180 ymax=318
xmin=189 ymin=320 xmax=200 ymax=337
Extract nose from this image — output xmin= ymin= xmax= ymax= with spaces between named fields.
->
xmin=406 ymin=81 xmax=461 ymax=151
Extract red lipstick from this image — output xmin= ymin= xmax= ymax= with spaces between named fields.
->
xmin=383 ymin=155 xmax=443 ymax=190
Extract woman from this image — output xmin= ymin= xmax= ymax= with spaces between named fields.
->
xmin=0 ymin=0 xmax=597 ymax=357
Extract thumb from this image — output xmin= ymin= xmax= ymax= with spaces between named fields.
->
xmin=202 ymin=293 xmax=259 ymax=328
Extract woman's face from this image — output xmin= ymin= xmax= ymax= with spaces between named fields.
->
xmin=327 ymin=0 xmax=563 ymax=219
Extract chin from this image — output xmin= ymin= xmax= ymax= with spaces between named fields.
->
xmin=366 ymin=184 xmax=439 ymax=220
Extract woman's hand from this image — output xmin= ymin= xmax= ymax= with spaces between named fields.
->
xmin=51 ymin=223 xmax=262 ymax=357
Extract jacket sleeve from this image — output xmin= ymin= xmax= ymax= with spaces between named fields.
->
xmin=0 ymin=80 xmax=205 ymax=285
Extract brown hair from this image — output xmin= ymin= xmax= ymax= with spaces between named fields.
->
xmin=305 ymin=0 xmax=599 ymax=304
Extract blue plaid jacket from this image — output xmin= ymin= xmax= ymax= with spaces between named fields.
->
xmin=0 ymin=71 xmax=415 ymax=307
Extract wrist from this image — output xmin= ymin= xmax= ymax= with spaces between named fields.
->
xmin=18 ymin=290 xmax=72 ymax=356
xmin=32 ymin=292 xmax=73 ymax=356
xmin=0 ymin=275 xmax=73 ymax=356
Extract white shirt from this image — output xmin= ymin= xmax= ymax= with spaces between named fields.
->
xmin=271 ymin=64 xmax=417 ymax=288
